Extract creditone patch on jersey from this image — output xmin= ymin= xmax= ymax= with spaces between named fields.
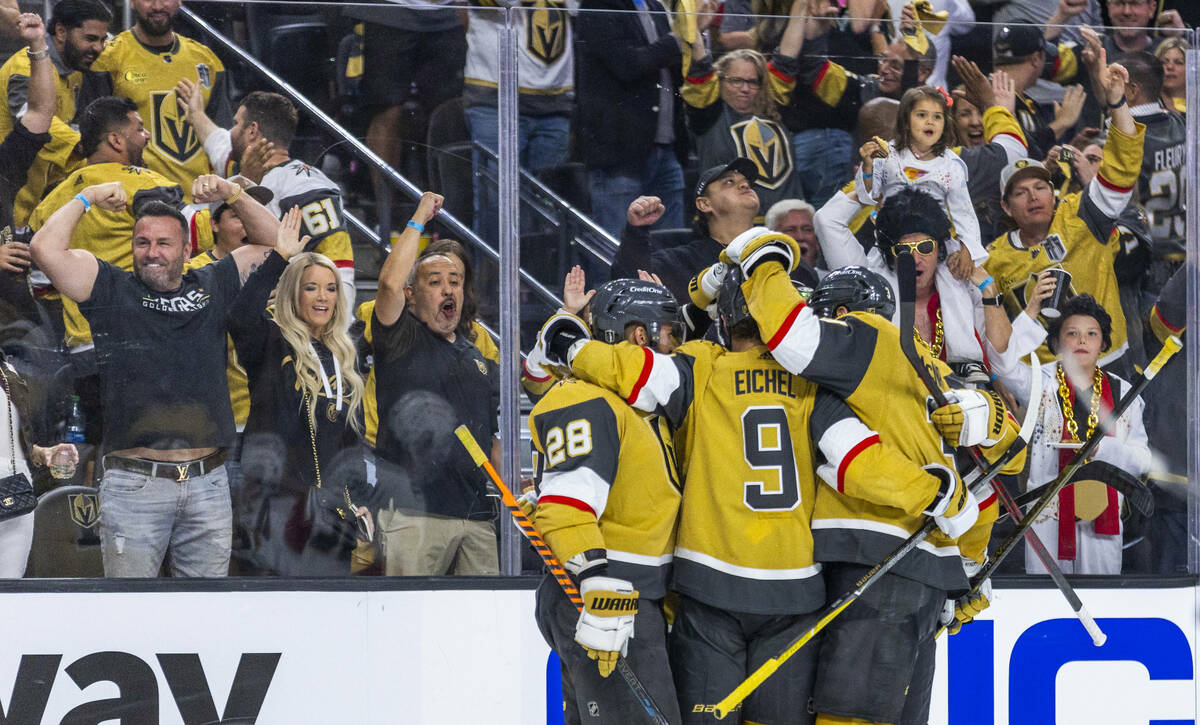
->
xmin=526 ymin=0 xmax=567 ymax=64
xmin=196 ymin=63 xmax=211 ymax=88
xmin=150 ymin=90 xmax=200 ymax=163
xmin=729 ymin=117 xmax=792 ymax=190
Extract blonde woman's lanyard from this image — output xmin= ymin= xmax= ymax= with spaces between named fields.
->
xmin=308 ymin=341 xmax=343 ymax=412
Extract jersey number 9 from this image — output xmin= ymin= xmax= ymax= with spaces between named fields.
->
xmin=742 ymin=406 xmax=801 ymax=511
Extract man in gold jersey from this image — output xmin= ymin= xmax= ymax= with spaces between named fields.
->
xmin=90 ymin=0 xmax=230 ymax=198
xmin=28 ymin=96 xmax=182 ymax=443
xmin=984 ymin=46 xmax=1144 ymax=377
xmin=528 ymin=278 xmax=685 ymax=724
xmin=539 ymin=264 xmax=978 ymax=724
xmin=0 ymin=0 xmax=111 ymax=226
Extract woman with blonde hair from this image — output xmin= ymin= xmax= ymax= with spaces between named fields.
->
xmin=230 ymin=207 xmax=372 ymax=577
xmin=1155 ymin=37 xmax=1187 ymax=115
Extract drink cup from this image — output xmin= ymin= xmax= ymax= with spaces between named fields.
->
xmin=49 ymin=447 xmax=76 ymax=480
xmin=1041 ymin=267 xmax=1072 ymax=319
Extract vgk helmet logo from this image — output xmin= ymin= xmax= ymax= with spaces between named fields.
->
xmin=150 ymin=90 xmax=200 ymax=164
xmin=68 ymin=493 xmax=99 ymax=528
xmin=729 ymin=118 xmax=792 ymax=190
xmin=526 ymin=0 xmax=567 ymax=65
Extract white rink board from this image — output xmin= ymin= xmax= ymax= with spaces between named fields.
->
xmin=0 ymin=585 xmax=1195 ymax=724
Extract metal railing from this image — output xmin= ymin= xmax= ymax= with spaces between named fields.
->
xmin=178 ymin=5 xmax=563 ymax=312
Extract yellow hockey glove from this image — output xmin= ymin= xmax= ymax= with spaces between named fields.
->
xmin=929 ymin=389 xmax=1005 ymax=448
xmin=922 ymin=462 xmax=978 ymax=538
xmin=575 ymin=576 xmax=639 ymax=678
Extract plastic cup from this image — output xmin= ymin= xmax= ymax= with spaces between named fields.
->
xmin=1041 ymin=267 xmax=1072 ymax=319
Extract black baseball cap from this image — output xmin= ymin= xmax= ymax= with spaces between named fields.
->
xmin=695 ymin=158 xmax=759 ymax=198
xmin=993 ymin=25 xmax=1045 ymax=66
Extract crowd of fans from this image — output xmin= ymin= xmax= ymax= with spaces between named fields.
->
xmin=0 ymin=0 xmax=1192 ymax=581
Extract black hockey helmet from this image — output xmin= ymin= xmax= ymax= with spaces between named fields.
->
xmin=590 ymin=279 xmax=685 ymax=348
xmin=809 ymin=266 xmax=896 ymax=320
xmin=716 ymin=266 xmax=753 ymax=344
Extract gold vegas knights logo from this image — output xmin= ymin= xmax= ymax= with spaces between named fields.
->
xmin=526 ymin=0 xmax=567 ymax=64
xmin=68 ymin=493 xmax=99 ymax=528
xmin=150 ymin=90 xmax=200 ymax=163
xmin=730 ymin=118 xmax=793 ymax=190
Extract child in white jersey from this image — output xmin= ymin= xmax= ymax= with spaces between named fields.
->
xmin=856 ymin=85 xmax=986 ymax=269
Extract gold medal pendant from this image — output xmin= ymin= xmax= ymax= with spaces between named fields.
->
xmin=326 ymin=403 xmax=338 ymax=422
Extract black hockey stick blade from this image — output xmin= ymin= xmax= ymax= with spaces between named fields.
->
xmin=1005 ymin=460 xmax=1154 ymax=520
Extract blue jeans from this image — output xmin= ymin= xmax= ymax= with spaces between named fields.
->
xmin=792 ymin=128 xmax=855 ymax=209
xmin=98 ymin=463 xmax=232 ymax=577
xmin=587 ymin=145 xmax=685 ymax=237
xmin=464 ymin=104 xmax=571 ymax=244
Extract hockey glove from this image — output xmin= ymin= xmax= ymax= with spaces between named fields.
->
xmin=942 ymin=559 xmax=991 ymax=634
xmin=719 ymin=227 xmax=800 ymax=275
xmin=923 ymin=462 xmax=978 ymax=538
xmin=515 ymin=487 xmax=538 ymax=518
xmin=688 ymin=262 xmax=727 ymax=312
xmin=929 ymin=389 xmax=1005 ymax=448
xmin=575 ymin=575 xmax=638 ymax=678
xmin=538 ymin=312 xmax=591 ymax=368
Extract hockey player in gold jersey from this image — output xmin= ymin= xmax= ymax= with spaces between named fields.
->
xmin=539 ymin=267 xmax=979 ymax=724
xmin=720 ymin=220 xmax=1025 ymax=724
xmin=983 ymin=45 xmax=1144 ymax=375
xmin=528 ymin=279 xmax=685 ymax=724
xmin=90 ymin=0 xmax=230 ymax=198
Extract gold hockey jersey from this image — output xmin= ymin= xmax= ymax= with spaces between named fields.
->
xmin=0 ymin=45 xmax=86 ymax=226
xmin=984 ymin=121 xmax=1146 ymax=366
xmin=530 ymin=378 xmax=681 ymax=600
xmin=28 ymin=162 xmax=183 ymax=348
xmin=741 ymin=260 xmax=1026 ymax=590
xmin=91 ymin=31 xmax=229 ymax=198
xmin=570 ymin=337 xmax=959 ymax=612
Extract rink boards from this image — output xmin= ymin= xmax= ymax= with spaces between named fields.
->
xmin=0 ymin=579 xmax=1194 ymax=724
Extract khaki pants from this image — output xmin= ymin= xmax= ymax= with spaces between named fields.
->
xmin=377 ymin=508 xmax=498 ymax=576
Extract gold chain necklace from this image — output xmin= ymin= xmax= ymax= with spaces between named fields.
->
xmin=1056 ymin=364 xmax=1103 ymax=442
xmin=914 ymin=306 xmax=944 ymax=359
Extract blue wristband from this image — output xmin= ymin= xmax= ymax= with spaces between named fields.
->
xmin=977 ymin=275 xmax=994 ymax=292
xmin=406 ymin=219 xmax=424 ymax=234
xmin=862 ymin=172 xmax=874 ymax=179
xmin=73 ymin=193 xmax=91 ymax=212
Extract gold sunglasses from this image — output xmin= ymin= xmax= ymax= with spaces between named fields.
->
xmin=893 ymin=238 xmax=937 ymax=256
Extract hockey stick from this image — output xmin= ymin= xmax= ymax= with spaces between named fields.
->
xmin=709 ymin=345 xmax=1043 ymax=719
xmin=1002 ymin=460 xmax=1155 ymax=521
xmin=454 ymin=426 xmax=672 ymax=725
xmin=895 ymin=252 xmax=1106 ymax=646
xmin=967 ymin=334 xmax=1182 ymax=592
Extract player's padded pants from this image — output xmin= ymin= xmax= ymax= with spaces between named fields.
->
xmin=669 ymin=594 xmax=817 ymax=725
xmin=814 ymin=563 xmax=942 ymax=725
xmin=535 ymin=576 xmax=682 ymax=725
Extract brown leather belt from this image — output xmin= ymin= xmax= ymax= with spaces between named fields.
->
xmin=103 ymin=450 xmax=226 ymax=482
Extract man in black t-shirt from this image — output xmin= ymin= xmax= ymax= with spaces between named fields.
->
xmin=370 ymin=191 xmax=501 ymax=577
xmin=29 ymin=174 xmax=281 ymax=577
